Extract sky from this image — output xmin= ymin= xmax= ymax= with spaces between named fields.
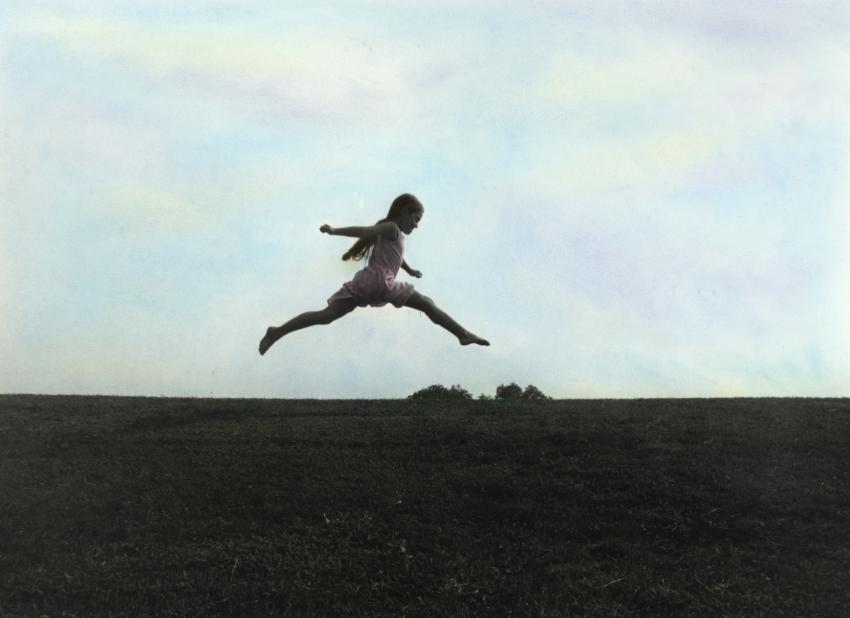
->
xmin=2 ymin=1 xmax=849 ymax=398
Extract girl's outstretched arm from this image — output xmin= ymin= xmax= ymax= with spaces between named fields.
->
xmin=320 ymin=221 xmax=398 ymax=241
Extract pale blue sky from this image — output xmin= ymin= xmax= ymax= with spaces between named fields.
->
xmin=2 ymin=1 xmax=849 ymax=397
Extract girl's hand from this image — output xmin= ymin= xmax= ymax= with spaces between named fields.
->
xmin=320 ymin=224 xmax=334 ymax=235
xmin=410 ymin=269 xmax=423 ymax=278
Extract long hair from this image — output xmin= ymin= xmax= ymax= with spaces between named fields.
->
xmin=342 ymin=193 xmax=423 ymax=261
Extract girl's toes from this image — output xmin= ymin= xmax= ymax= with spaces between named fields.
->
xmin=259 ymin=328 xmax=276 ymax=355
xmin=460 ymin=333 xmax=489 ymax=346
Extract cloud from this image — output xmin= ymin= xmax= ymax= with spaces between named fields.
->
xmin=10 ymin=12 xmax=431 ymax=125
xmin=523 ymin=23 xmax=850 ymax=201
xmin=633 ymin=0 xmax=850 ymax=49
xmin=530 ymin=1 xmax=850 ymax=51
xmin=96 ymin=185 xmax=206 ymax=231
xmin=521 ymin=132 xmax=725 ymax=198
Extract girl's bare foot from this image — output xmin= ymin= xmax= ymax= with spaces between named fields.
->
xmin=459 ymin=332 xmax=490 ymax=346
xmin=259 ymin=327 xmax=280 ymax=355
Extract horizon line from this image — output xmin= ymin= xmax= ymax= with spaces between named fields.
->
xmin=1 ymin=393 xmax=847 ymax=401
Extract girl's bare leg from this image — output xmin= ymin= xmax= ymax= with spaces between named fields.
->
xmin=404 ymin=291 xmax=489 ymax=346
xmin=259 ymin=299 xmax=358 ymax=355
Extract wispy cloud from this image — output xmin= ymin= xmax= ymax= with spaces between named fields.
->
xmin=11 ymin=12 xmax=432 ymax=125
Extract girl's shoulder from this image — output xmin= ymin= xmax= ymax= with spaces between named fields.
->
xmin=375 ymin=220 xmax=401 ymax=241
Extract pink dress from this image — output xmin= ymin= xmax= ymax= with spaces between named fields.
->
xmin=327 ymin=228 xmax=415 ymax=308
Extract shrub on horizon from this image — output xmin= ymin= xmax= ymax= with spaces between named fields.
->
xmin=521 ymin=384 xmax=551 ymax=400
xmin=495 ymin=382 xmax=523 ymax=400
xmin=408 ymin=384 xmax=473 ymax=400
xmin=494 ymin=382 xmax=551 ymax=401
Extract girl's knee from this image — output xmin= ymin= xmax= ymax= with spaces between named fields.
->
xmin=408 ymin=291 xmax=434 ymax=311
xmin=322 ymin=301 xmax=355 ymax=323
xmin=314 ymin=307 xmax=337 ymax=325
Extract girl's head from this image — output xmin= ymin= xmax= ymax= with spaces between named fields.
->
xmin=387 ymin=193 xmax=424 ymax=235
xmin=342 ymin=193 xmax=425 ymax=261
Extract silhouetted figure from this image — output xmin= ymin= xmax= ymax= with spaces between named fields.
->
xmin=259 ymin=193 xmax=490 ymax=355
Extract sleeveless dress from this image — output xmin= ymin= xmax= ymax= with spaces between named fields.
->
xmin=327 ymin=228 xmax=415 ymax=308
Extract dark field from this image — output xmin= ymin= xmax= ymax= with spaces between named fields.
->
xmin=1 ymin=396 xmax=849 ymax=617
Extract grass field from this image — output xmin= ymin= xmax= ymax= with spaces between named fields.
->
xmin=1 ymin=395 xmax=848 ymax=616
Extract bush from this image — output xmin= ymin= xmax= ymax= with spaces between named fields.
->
xmin=495 ymin=382 xmax=523 ymax=400
xmin=521 ymin=384 xmax=551 ymax=400
xmin=408 ymin=384 xmax=473 ymax=401
xmin=493 ymin=383 xmax=551 ymax=401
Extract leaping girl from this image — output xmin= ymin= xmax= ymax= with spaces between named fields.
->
xmin=259 ymin=193 xmax=490 ymax=355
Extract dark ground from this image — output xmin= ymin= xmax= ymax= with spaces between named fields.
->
xmin=1 ymin=395 xmax=848 ymax=616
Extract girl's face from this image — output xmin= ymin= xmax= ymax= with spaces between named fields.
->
xmin=398 ymin=207 xmax=424 ymax=235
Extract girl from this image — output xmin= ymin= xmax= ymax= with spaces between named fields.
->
xmin=259 ymin=193 xmax=489 ymax=355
